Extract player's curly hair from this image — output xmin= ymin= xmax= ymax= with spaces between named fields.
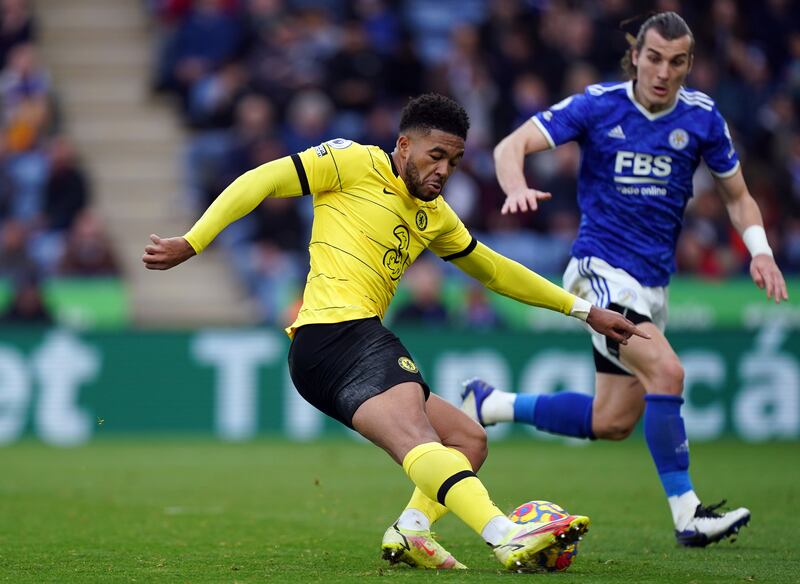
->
xmin=399 ymin=93 xmax=470 ymax=140
xmin=620 ymin=12 xmax=694 ymax=79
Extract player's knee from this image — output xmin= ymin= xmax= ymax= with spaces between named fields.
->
xmin=593 ymin=418 xmax=636 ymax=441
xmin=457 ymin=423 xmax=488 ymax=470
xmin=648 ymin=356 xmax=684 ymax=394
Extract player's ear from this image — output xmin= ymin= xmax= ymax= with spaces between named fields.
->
xmin=686 ymin=53 xmax=694 ymax=74
xmin=397 ymin=134 xmax=410 ymax=156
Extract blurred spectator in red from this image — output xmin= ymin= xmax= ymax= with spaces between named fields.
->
xmin=677 ymin=182 xmax=745 ymax=279
xmin=152 ymin=0 xmax=240 ymax=25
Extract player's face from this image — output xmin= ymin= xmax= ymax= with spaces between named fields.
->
xmin=632 ymin=29 xmax=693 ymax=111
xmin=397 ymin=129 xmax=465 ymax=201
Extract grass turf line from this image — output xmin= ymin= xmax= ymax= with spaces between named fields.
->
xmin=0 ymin=439 xmax=797 ymax=583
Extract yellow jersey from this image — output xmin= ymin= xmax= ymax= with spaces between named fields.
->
xmin=289 ymin=139 xmax=473 ymax=336
xmin=184 ymin=139 xmax=581 ymax=339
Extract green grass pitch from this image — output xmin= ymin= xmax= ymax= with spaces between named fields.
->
xmin=1 ymin=439 xmax=797 ymax=583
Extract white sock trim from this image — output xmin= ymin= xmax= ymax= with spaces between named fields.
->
xmin=482 ymin=390 xmax=516 ymax=424
xmin=397 ymin=508 xmax=431 ymax=531
xmin=481 ymin=515 xmax=516 ymax=546
xmin=668 ymin=490 xmax=701 ymax=530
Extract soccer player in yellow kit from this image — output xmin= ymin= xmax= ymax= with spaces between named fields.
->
xmin=143 ymin=94 xmax=646 ymax=572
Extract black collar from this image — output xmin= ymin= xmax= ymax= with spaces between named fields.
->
xmin=386 ymin=150 xmax=400 ymax=177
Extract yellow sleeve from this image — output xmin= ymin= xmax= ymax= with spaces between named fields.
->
xmin=428 ymin=201 xmax=475 ymax=259
xmin=451 ymin=241 xmax=577 ymax=315
xmin=183 ymin=154 xmax=306 ymax=253
xmin=295 ymin=139 xmax=369 ymax=194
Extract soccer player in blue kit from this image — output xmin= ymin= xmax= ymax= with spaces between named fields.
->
xmin=461 ymin=12 xmax=788 ymax=547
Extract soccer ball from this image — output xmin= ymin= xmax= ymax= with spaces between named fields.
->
xmin=508 ymin=500 xmax=579 ymax=572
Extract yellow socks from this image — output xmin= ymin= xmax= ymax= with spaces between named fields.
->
xmin=400 ymin=449 xmax=471 ymax=528
xmin=402 ymin=442 xmax=503 ymax=536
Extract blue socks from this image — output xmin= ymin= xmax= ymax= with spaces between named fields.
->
xmin=644 ymin=394 xmax=693 ymax=497
xmin=514 ymin=392 xmax=595 ymax=439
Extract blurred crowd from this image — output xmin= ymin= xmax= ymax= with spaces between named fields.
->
xmin=0 ymin=0 xmax=119 ymax=324
xmin=148 ymin=0 xmax=800 ymax=325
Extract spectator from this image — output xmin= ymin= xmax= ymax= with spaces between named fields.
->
xmin=41 ymin=136 xmax=89 ymax=233
xmin=0 ymin=0 xmax=34 ymax=69
xmin=161 ymin=0 xmax=245 ymax=105
xmin=393 ymin=257 xmax=449 ymax=327
xmin=0 ymin=218 xmax=33 ymax=279
xmin=58 ymin=210 xmax=119 ymax=277
xmin=0 ymin=270 xmax=52 ymax=325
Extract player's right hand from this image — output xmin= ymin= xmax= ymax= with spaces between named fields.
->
xmin=586 ymin=306 xmax=651 ymax=345
xmin=750 ymin=254 xmax=789 ymax=304
xmin=501 ymin=187 xmax=552 ymax=215
xmin=142 ymin=234 xmax=196 ymax=270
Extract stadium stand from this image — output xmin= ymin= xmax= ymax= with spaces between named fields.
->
xmin=28 ymin=0 xmax=259 ymax=326
xmin=5 ymin=0 xmax=797 ymax=328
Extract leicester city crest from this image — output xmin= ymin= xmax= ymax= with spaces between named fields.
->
xmin=669 ymin=129 xmax=689 ymax=150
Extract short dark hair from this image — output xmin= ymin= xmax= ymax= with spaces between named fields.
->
xmin=399 ymin=93 xmax=470 ymax=140
xmin=621 ymin=12 xmax=694 ymax=79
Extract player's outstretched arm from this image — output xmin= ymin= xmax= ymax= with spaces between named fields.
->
xmin=142 ymin=234 xmax=195 ymax=270
xmin=451 ymin=241 xmax=649 ymax=342
xmin=716 ymin=170 xmax=789 ymax=303
xmin=142 ymin=155 xmax=307 ymax=271
xmin=494 ymin=121 xmax=552 ymax=215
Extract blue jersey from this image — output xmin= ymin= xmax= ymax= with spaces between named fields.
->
xmin=532 ymin=81 xmax=739 ymax=286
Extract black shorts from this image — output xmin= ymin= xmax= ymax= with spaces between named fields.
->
xmin=288 ymin=317 xmax=430 ymax=428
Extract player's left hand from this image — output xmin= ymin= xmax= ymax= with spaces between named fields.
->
xmin=750 ymin=254 xmax=789 ymax=303
xmin=586 ymin=306 xmax=651 ymax=345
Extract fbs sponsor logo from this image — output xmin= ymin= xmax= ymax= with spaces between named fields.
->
xmin=614 ymin=150 xmax=672 ymax=180
xmin=398 ymin=356 xmax=418 ymax=373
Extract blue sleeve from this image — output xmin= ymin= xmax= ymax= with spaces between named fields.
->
xmin=531 ymin=91 xmax=593 ymax=148
xmin=702 ymin=108 xmax=739 ymax=178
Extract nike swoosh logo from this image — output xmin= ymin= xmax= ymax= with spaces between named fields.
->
xmin=418 ymin=542 xmax=436 ymax=556
xmin=383 ymin=188 xmax=398 ymax=195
